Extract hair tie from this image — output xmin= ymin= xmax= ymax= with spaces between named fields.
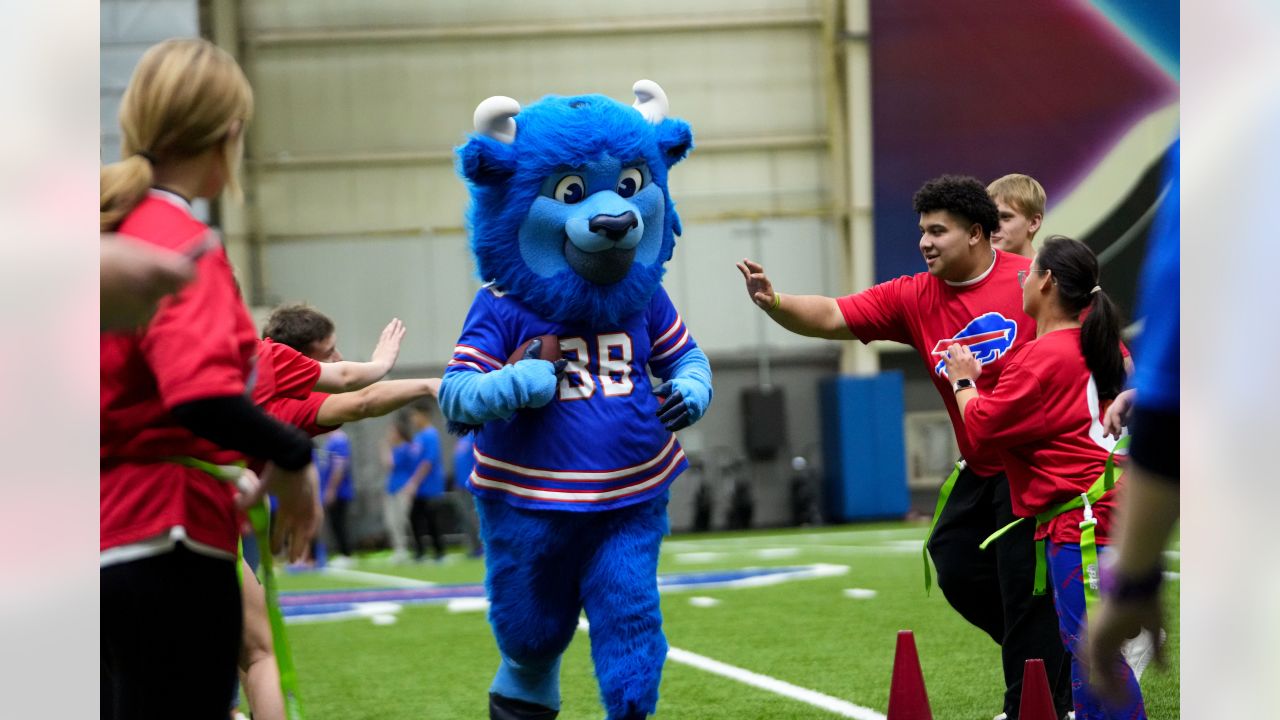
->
xmin=1090 ymin=285 xmax=1101 ymax=295
xmin=135 ymin=150 xmax=157 ymax=164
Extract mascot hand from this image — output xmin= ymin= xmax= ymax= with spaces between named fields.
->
xmin=439 ymin=349 xmax=566 ymax=431
xmin=653 ymin=379 xmax=709 ymax=432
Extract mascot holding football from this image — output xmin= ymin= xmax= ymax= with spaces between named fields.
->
xmin=439 ymin=80 xmax=713 ymax=720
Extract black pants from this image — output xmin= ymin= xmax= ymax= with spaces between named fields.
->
xmin=926 ymin=467 xmax=1072 ymax=719
xmin=328 ymin=497 xmax=353 ymax=556
xmin=410 ymin=496 xmax=447 ymax=560
xmin=101 ymin=544 xmax=242 ymax=720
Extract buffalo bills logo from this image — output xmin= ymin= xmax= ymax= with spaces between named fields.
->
xmin=931 ymin=312 xmax=1018 ymax=376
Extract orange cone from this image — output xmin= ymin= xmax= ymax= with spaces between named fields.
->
xmin=887 ymin=630 xmax=933 ymax=720
xmin=1018 ymin=658 xmax=1058 ymax=720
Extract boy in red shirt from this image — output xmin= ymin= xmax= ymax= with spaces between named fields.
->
xmin=737 ymin=175 xmax=1069 ymax=719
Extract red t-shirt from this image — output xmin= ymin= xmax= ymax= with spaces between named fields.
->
xmin=250 ymin=339 xmax=321 ymax=406
xmin=961 ymin=328 xmax=1127 ymax=543
xmin=837 ymin=250 xmax=1035 ymax=476
xmin=263 ymin=393 xmax=338 ymax=439
xmin=101 ymin=192 xmax=260 ymax=556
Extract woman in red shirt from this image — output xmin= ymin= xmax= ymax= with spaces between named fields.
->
xmin=944 ymin=236 xmax=1145 ymax=719
xmin=100 ymin=39 xmax=320 ymax=720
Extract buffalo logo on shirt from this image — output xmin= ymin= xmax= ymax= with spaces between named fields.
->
xmin=931 ymin=312 xmax=1018 ymax=376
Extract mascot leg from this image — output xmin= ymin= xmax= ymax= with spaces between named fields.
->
xmin=477 ymin=497 xmax=585 ymax=719
xmin=581 ymin=495 xmax=669 ymax=720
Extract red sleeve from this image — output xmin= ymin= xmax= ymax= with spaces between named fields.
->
xmin=264 ymin=393 xmax=340 ymax=437
xmin=263 ymin=340 xmax=321 ymax=400
xmin=141 ymin=250 xmax=254 ymax=408
xmin=963 ymin=360 xmax=1051 ymax=449
xmin=835 ymin=277 xmax=914 ymax=345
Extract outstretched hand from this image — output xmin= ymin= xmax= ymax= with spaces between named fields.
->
xmin=736 ymin=258 xmax=776 ymax=311
xmin=371 ymin=318 xmax=406 ymax=371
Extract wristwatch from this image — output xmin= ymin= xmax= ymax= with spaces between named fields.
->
xmin=952 ymin=378 xmax=976 ymax=394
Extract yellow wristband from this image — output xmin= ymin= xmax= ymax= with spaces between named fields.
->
xmin=770 ymin=292 xmax=781 ymax=310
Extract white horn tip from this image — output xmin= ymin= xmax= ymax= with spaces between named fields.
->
xmin=473 ymin=95 xmax=520 ymax=143
xmin=632 ymin=79 xmax=668 ymax=124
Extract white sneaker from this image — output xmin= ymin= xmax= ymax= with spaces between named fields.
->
xmin=1121 ymin=628 xmax=1166 ymax=680
xmin=994 ymin=714 xmax=1007 ymax=720
xmin=328 ymin=554 xmax=355 ymax=569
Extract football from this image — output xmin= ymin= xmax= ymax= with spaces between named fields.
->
xmin=507 ymin=334 xmax=561 ymax=365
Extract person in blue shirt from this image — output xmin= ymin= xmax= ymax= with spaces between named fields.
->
xmin=382 ymin=413 xmax=417 ymax=563
xmin=317 ymin=428 xmax=355 ymax=566
xmin=406 ymin=401 xmax=447 ymax=562
xmin=450 ymin=433 xmax=483 ymax=557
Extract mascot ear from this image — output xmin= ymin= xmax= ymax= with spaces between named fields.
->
xmin=656 ymin=119 xmax=693 ymax=170
xmin=458 ymin=137 xmax=516 ymax=187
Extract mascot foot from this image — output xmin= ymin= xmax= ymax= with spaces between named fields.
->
xmin=490 ymin=693 xmax=559 ymax=720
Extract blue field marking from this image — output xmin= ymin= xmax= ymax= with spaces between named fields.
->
xmin=280 ymin=564 xmax=847 ymax=621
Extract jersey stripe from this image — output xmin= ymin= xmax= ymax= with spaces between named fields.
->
xmin=454 ymin=344 xmax=503 ymax=370
xmin=474 ymin=436 xmax=677 ymax=482
xmin=650 ymin=327 xmax=691 ymax=362
xmin=469 ymin=448 xmax=685 ymax=503
xmin=447 ymin=359 xmax=486 ymax=373
xmin=652 ymin=314 xmax=684 ymax=347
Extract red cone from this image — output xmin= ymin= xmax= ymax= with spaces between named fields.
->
xmin=887 ymin=630 xmax=933 ymax=720
xmin=1018 ymin=658 xmax=1058 ymax=720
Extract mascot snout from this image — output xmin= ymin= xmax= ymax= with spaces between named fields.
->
xmin=564 ymin=195 xmax=645 ymax=284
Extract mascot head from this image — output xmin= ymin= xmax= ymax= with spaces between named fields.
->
xmin=457 ymin=80 xmax=693 ymax=325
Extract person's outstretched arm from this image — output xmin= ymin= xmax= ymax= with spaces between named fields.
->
xmin=315 ymin=378 xmax=441 ymax=427
xmin=736 ymin=258 xmax=852 ymax=340
xmin=313 ymin=318 xmax=406 ymax=392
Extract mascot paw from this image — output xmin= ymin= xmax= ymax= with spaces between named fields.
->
xmin=653 ymin=381 xmax=693 ymax=431
xmin=508 ymin=335 xmax=562 ymax=365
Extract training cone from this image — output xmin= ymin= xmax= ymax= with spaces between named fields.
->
xmin=886 ymin=630 xmax=933 ymax=720
xmin=1018 ymin=658 xmax=1058 ymax=720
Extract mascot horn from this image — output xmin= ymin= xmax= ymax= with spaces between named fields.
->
xmin=439 ymin=80 xmax=713 ymax=720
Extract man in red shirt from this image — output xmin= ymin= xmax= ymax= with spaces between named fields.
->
xmin=737 ymin=175 xmax=1070 ymax=720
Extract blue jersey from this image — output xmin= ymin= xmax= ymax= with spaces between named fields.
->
xmin=1132 ymin=139 xmax=1179 ymax=412
xmin=412 ymin=426 xmax=445 ymax=498
xmin=445 ymin=284 xmax=697 ymax=511
xmin=317 ymin=430 xmax=355 ymax=501
xmin=386 ymin=441 xmax=417 ymax=495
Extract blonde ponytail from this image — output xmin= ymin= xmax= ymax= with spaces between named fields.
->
xmin=99 ymin=38 xmax=253 ymax=231
xmin=100 ymin=155 xmax=154 ymax=232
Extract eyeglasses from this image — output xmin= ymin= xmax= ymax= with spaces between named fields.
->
xmin=1017 ymin=268 xmax=1050 ymax=288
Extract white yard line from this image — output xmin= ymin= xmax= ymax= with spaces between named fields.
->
xmin=576 ymin=618 xmax=886 ymax=720
xmin=317 ymin=566 xmax=437 ymax=588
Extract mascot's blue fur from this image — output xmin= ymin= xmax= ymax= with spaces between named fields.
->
xmin=439 ymin=82 xmax=712 ymax=720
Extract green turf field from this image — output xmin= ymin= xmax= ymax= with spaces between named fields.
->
xmin=274 ymin=522 xmax=1179 ymax=719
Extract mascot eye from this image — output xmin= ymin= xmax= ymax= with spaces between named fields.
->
xmin=616 ymin=168 xmax=644 ymax=198
xmin=554 ymin=175 xmax=587 ymax=204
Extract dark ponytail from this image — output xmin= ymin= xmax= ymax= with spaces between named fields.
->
xmin=1036 ymin=236 xmax=1126 ymax=399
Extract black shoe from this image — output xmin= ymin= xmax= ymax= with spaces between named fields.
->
xmin=489 ymin=692 xmax=559 ymax=720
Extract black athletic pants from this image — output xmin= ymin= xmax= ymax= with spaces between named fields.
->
xmin=101 ymin=544 xmax=242 ymax=720
xmin=328 ymin=497 xmax=352 ymax=556
xmin=926 ymin=467 xmax=1072 ymax=719
xmin=410 ymin=496 xmax=447 ymax=560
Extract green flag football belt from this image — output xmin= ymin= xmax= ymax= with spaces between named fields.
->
xmin=975 ymin=436 xmax=1130 ymax=617
xmin=169 ymin=456 xmax=307 ymax=720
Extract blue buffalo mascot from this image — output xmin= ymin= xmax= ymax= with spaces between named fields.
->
xmin=439 ymin=81 xmax=713 ymax=720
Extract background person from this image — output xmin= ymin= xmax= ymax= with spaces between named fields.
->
xmin=987 ymin=173 xmax=1046 ymax=259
